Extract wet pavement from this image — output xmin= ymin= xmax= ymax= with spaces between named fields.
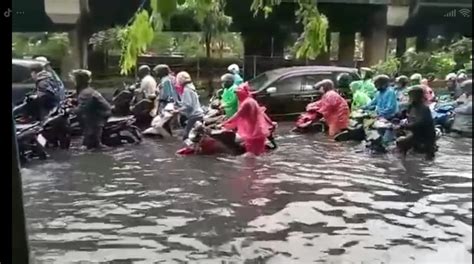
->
xmin=21 ymin=124 xmax=472 ymax=263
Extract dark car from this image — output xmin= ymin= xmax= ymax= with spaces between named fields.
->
xmin=12 ymin=58 xmax=65 ymax=105
xmin=247 ymin=66 xmax=360 ymax=119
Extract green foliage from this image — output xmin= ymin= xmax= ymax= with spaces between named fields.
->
xmin=89 ymin=27 xmax=125 ymax=53
xmin=119 ymin=9 xmax=158 ymax=75
xmin=183 ymin=0 xmax=232 ymax=58
xmin=399 ymin=48 xmax=456 ymax=78
xmin=12 ymin=33 xmax=69 ymax=62
xmin=448 ymin=37 xmax=472 ymax=68
xmin=372 ymin=56 xmax=400 ymax=77
xmin=251 ymin=0 xmax=328 ymax=60
xmin=293 ymin=1 xmax=328 ymax=59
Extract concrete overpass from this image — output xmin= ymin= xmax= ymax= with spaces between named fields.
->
xmin=12 ymin=0 xmax=472 ymax=71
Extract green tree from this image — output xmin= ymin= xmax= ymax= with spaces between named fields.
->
xmin=251 ymin=0 xmax=328 ymax=59
xmin=12 ymin=32 xmax=69 ymax=62
xmin=181 ymin=0 xmax=232 ymax=58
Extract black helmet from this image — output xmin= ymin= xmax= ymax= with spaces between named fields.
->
xmin=337 ymin=73 xmax=351 ymax=89
xmin=407 ymin=85 xmax=425 ymax=102
xmin=153 ymin=64 xmax=171 ymax=78
xmin=70 ymin=69 xmax=92 ymax=88
xmin=220 ymin=73 xmax=235 ymax=88
xmin=373 ymin=74 xmax=390 ymax=89
xmin=361 ymin=67 xmax=374 ymax=80
xmin=138 ymin=65 xmax=151 ymax=78
xmin=395 ymin=75 xmax=409 ymax=87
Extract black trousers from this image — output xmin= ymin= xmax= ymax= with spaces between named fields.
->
xmin=82 ymin=123 xmax=105 ymax=149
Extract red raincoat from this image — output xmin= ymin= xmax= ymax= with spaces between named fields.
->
xmin=312 ymin=90 xmax=350 ymax=136
xmin=222 ymin=84 xmax=274 ymax=156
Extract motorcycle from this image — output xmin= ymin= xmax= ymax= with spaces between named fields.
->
xmin=430 ymin=102 xmax=456 ymax=133
xmin=177 ymin=121 xmax=277 ymax=156
xmin=16 ymin=122 xmax=48 ymax=163
xmin=112 ymin=82 xmax=156 ymax=127
xmin=101 ymin=115 xmax=142 ymax=146
xmin=142 ymin=103 xmax=176 ymax=138
xmin=292 ymin=101 xmax=326 ymax=134
xmin=40 ymin=104 xmax=72 ymax=149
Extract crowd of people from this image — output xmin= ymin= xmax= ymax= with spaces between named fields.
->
xmin=18 ymin=57 xmax=472 ymax=158
xmin=312 ymin=68 xmax=472 ymax=159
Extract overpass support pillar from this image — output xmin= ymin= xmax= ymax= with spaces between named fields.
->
xmin=396 ymin=35 xmax=406 ymax=57
xmin=363 ymin=9 xmax=388 ymax=66
xmin=339 ymin=32 xmax=355 ymax=67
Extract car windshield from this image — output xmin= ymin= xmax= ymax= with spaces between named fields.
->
xmin=247 ymin=72 xmax=271 ymax=90
xmin=12 ymin=64 xmax=62 ymax=84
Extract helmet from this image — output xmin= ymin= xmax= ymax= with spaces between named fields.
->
xmin=361 ymin=67 xmax=374 ymax=80
xmin=35 ymin=56 xmax=49 ymax=63
xmin=407 ymin=85 xmax=425 ymax=102
xmin=457 ymin=73 xmax=468 ymax=82
xmin=445 ymin=73 xmax=457 ymax=81
xmin=70 ymin=69 xmax=92 ymax=87
xmin=153 ymin=64 xmax=171 ymax=77
xmin=337 ymin=73 xmax=351 ymax=88
xmin=138 ymin=65 xmax=151 ymax=77
xmin=227 ymin=64 xmax=240 ymax=74
xmin=373 ymin=74 xmax=390 ymax=88
xmin=395 ymin=75 xmax=409 ymax=87
xmin=221 ymin=73 xmax=235 ymax=88
xmin=314 ymin=79 xmax=334 ymax=92
xmin=410 ymin=73 xmax=422 ymax=82
xmin=176 ymin=71 xmax=192 ymax=85
xmin=461 ymin=79 xmax=473 ymax=95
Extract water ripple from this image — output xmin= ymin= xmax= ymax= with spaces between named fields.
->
xmin=21 ymin=123 xmax=472 ymax=263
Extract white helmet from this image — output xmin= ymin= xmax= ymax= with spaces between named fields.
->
xmin=410 ymin=73 xmax=422 ymax=81
xmin=227 ymin=64 xmax=240 ymax=74
xmin=457 ymin=73 xmax=468 ymax=81
xmin=35 ymin=56 xmax=49 ymax=63
xmin=445 ymin=73 xmax=457 ymax=81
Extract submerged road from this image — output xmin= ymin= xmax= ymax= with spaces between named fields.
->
xmin=21 ymin=124 xmax=472 ymax=263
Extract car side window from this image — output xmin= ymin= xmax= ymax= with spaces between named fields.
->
xmin=12 ymin=65 xmax=34 ymax=84
xmin=301 ymin=73 xmax=334 ymax=91
xmin=272 ymin=76 xmax=303 ymax=94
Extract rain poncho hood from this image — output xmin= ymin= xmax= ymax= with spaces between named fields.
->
xmin=222 ymin=85 xmax=274 ymax=155
xmin=350 ymin=81 xmax=371 ymax=110
xmin=364 ymin=87 xmax=399 ymax=119
xmin=233 ymin=73 xmax=244 ymax=86
xmin=221 ymin=84 xmax=239 ymax=118
xmin=311 ymin=90 xmax=350 ymax=136
xmin=358 ymin=79 xmax=377 ymax=99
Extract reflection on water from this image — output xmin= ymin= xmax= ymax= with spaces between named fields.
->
xmin=21 ymin=124 xmax=472 ymax=263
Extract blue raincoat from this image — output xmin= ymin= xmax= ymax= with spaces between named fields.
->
xmin=364 ymin=87 xmax=399 ymax=119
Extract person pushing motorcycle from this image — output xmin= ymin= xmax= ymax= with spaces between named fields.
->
xmin=70 ymin=69 xmax=112 ymax=150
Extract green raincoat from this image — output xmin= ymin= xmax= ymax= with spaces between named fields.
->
xmin=221 ymin=84 xmax=238 ymax=118
xmin=350 ymin=81 xmax=371 ymax=110
xmin=358 ymin=80 xmax=377 ymax=99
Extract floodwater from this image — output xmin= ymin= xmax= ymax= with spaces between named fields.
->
xmin=21 ymin=124 xmax=472 ymax=264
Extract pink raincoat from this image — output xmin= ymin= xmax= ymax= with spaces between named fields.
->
xmin=313 ymin=90 xmax=350 ymax=136
xmin=222 ymin=84 xmax=274 ymax=156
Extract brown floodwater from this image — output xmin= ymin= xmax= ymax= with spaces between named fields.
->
xmin=21 ymin=123 xmax=472 ymax=263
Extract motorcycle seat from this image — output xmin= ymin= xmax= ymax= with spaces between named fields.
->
xmin=108 ymin=116 xmax=134 ymax=124
xmin=16 ymin=122 xmax=40 ymax=132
